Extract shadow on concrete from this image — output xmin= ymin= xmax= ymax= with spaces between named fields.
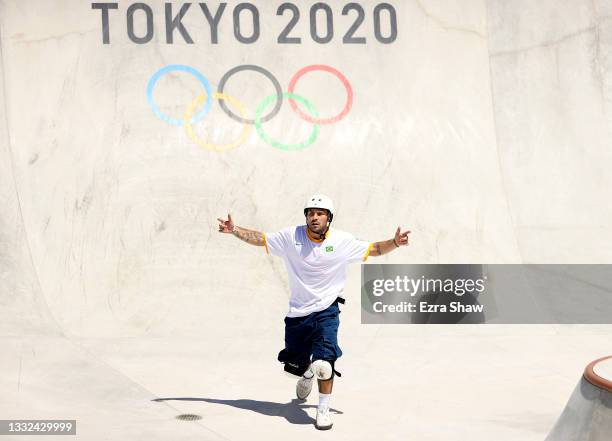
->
xmin=152 ymin=397 xmax=343 ymax=425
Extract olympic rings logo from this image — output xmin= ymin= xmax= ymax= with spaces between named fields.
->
xmin=146 ymin=64 xmax=353 ymax=151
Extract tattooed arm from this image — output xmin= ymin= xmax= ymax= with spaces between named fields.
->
xmin=232 ymin=226 xmax=266 ymax=246
xmin=368 ymin=227 xmax=411 ymax=257
xmin=217 ymin=214 xmax=265 ymax=246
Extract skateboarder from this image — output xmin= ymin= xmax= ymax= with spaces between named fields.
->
xmin=218 ymin=194 xmax=410 ymax=430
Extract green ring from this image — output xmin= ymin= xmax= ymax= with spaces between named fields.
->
xmin=254 ymin=92 xmax=319 ymax=151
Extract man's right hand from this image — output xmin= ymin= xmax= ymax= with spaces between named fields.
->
xmin=217 ymin=214 xmax=235 ymax=233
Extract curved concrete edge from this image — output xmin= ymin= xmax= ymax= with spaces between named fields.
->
xmin=545 ymin=356 xmax=612 ymax=441
xmin=544 ymin=377 xmax=612 ymax=441
xmin=0 ymin=19 xmax=61 ymax=337
xmin=584 ymin=355 xmax=612 ymax=393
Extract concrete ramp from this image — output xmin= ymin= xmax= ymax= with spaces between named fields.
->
xmin=546 ymin=357 xmax=612 ymax=441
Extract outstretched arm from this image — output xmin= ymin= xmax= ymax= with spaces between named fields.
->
xmin=218 ymin=214 xmax=266 ymax=246
xmin=368 ymin=227 xmax=411 ymax=257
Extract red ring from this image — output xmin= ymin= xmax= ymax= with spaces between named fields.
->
xmin=287 ymin=65 xmax=353 ymax=125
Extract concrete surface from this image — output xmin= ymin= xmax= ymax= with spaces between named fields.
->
xmin=1 ymin=1 xmax=612 ymax=440
xmin=545 ymin=356 xmax=612 ymax=441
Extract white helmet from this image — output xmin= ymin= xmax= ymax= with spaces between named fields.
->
xmin=304 ymin=194 xmax=334 ymax=222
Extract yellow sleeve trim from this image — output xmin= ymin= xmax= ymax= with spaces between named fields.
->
xmin=263 ymin=233 xmax=269 ymax=254
xmin=362 ymin=243 xmax=374 ymax=262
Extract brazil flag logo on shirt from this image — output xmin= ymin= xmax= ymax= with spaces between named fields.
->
xmin=325 ymin=246 xmax=334 ymax=252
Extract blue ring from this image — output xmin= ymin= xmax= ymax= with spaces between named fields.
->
xmin=146 ymin=65 xmax=212 ymax=126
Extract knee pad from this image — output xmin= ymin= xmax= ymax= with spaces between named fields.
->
xmin=278 ymin=349 xmax=310 ymax=377
xmin=283 ymin=361 xmax=310 ymax=377
xmin=312 ymin=359 xmax=333 ymax=380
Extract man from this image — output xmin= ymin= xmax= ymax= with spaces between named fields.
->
xmin=217 ymin=194 xmax=410 ymax=430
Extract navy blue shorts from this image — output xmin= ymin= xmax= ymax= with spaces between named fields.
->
xmin=277 ymin=299 xmax=343 ymax=377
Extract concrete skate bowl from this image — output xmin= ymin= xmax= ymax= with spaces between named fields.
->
xmin=1 ymin=1 xmax=612 ymax=441
xmin=545 ymin=356 xmax=612 ymax=441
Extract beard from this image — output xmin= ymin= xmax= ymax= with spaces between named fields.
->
xmin=308 ymin=221 xmax=327 ymax=236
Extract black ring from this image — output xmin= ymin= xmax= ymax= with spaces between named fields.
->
xmin=217 ymin=65 xmax=283 ymax=125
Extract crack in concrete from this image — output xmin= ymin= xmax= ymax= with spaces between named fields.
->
xmin=490 ymin=26 xmax=596 ymax=57
xmin=483 ymin=0 xmax=525 ymax=263
xmin=10 ymin=29 xmax=97 ymax=45
xmin=414 ymin=0 xmax=486 ymax=39
xmin=591 ymin=0 xmax=609 ymax=111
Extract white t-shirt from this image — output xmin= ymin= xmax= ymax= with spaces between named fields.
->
xmin=264 ymin=225 xmax=373 ymax=317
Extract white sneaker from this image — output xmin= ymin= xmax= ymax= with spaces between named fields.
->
xmin=296 ymin=368 xmax=314 ymax=400
xmin=315 ymin=405 xmax=333 ymax=430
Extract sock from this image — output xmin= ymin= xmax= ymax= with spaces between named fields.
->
xmin=319 ymin=393 xmax=331 ymax=408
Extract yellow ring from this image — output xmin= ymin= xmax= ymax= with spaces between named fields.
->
xmin=183 ymin=92 xmax=251 ymax=152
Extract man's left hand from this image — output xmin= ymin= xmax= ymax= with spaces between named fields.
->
xmin=394 ymin=227 xmax=411 ymax=247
